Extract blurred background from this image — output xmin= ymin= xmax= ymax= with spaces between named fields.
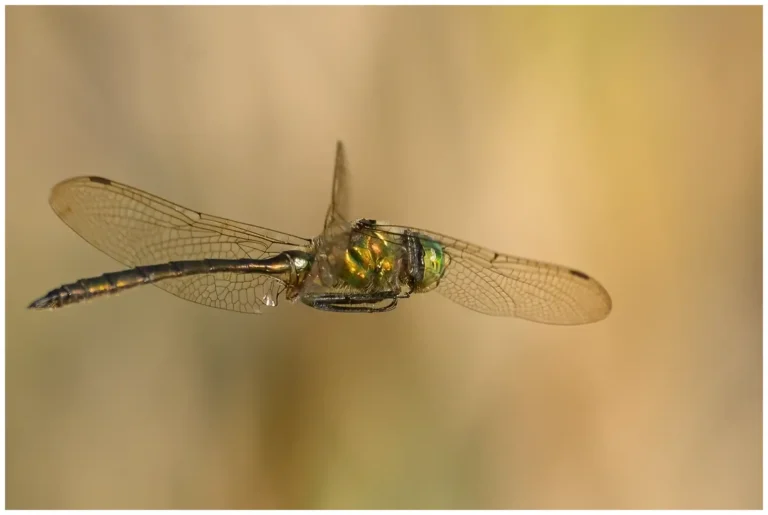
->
xmin=6 ymin=6 xmax=761 ymax=509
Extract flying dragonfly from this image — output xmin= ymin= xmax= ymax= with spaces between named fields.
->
xmin=28 ymin=142 xmax=612 ymax=324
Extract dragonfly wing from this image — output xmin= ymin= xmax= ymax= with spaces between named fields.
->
xmin=147 ymin=272 xmax=286 ymax=314
xmin=368 ymin=225 xmax=612 ymax=324
xmin=46 ymin=176 xmax=311 ymax=312
xmin=323 ymin=140 xmax=351 ymax=231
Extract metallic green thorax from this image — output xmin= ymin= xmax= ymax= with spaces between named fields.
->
xmin=336 ymin=228 xmax=446 ymax=294
xmin=341 ymin=230 xmax=400 ymax=290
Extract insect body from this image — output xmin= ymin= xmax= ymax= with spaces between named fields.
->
xmin=28 ymin=142 xmax=612 ymax=324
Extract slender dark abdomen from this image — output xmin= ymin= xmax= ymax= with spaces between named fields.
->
xmin=28 ymin=257 xmax=290 ymax=310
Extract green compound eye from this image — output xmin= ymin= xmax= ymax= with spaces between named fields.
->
xmin=416 ymin=238 xmax=446 ymax=293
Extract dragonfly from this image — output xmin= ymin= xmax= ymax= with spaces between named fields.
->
xmin=28 ymin=142 xmax=612 ymax=324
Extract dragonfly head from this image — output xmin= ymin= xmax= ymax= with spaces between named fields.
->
xmin=409 ymin=236 xmax=447 ymax=294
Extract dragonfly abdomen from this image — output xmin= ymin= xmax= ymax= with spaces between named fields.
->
xmin=28 ymin=257 xmax=297 ymax=310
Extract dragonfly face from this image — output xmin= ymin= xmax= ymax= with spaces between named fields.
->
xmin=28 ymin=141 xmax=612 ymax=324
xmin=413 ymin=237 xmax=446 ymax=294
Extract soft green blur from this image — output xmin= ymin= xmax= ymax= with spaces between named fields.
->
xmin=7 ymin=6 xmax=760 ymax=509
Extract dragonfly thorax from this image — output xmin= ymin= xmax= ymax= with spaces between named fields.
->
xmin=304 ymin=220 xmax=446 ymax=298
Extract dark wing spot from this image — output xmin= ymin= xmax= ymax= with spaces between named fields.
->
xmin=491 ymin=252 xmax=499 ymax=263
xmin=89 ymin=176 xmax=112 ymax=185
xmin=569 ymin=269 xmax=590 ymax=280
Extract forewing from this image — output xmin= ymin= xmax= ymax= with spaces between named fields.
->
xmin=323 ymin=141 xmax=351 ymax=231
xmin=47 ymin=176 xmax=311 ymax=313
xmin=368 ymin=224 xmax=612 ymax=324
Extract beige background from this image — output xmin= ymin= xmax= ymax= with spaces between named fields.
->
xmin=6 ymin=6 xmax=761 ymax=509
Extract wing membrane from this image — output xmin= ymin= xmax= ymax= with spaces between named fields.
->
xmin=323 ymin=141 xmax=351 ymax=231
xmin=155 ymin=271 xmax=285 ymax=314
xmin=367 ymin=224 xmax=612 ymax=324
xmin=47 ymin=176 xmax=311 ymax=312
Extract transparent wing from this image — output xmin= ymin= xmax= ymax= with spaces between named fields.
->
xmin=323 ymin=140 xmax=351 ymax=231
xmin=163 ymin=272 xmax=286 ymax=314
xmin=369 ymin=224 xmax=612 ymax=325
xmin=47 ymin=176 xmax=311 ymax=313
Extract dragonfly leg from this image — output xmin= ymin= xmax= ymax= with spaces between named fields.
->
xmin=302 ymin=291 xmax=400 ymax=313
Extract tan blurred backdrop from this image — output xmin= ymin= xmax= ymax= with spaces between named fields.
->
xmin=6 ymin=6 xmax=761 ymax=509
